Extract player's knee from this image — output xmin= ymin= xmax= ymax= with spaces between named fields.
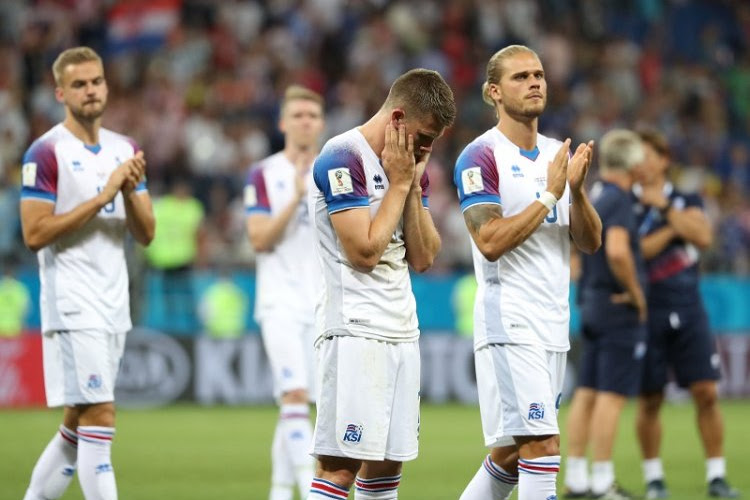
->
xmin=317 ymin=457 xmax=360 ymax=488
xmin=490 ymin=447 xmax=519 ymax=474
xmin=281 ymin=389 xmax=309 ymax=405
xmin=691 ymin=381 xmax=718 ymax=410
xmin=517 ymin=435 xmax=559 ymax=458
xmin=639 ymin=393 xmax=664 ymax=415
xmin=78 ymin=402 xmax=116 ymax=427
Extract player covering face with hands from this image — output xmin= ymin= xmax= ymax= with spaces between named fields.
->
xmin=306 ymin=68 xmax=455 ymax=500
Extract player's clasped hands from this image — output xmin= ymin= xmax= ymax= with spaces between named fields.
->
xmin=546 ymin=138 xmax=571 ymax=199
xmin=568 ymin=140 xmax=595 ymax=193
xmin=100 ymin=151 xmax=146 ymax=202
xmin=382 ymin=122 xmax=416 ymax=188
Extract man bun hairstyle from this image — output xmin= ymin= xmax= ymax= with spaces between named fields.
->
xmin=482 ymin=45 xmax=539 ymax=107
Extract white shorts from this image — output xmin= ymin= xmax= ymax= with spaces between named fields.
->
xmin=260 ymin=316 xmax=316 ymax=401
xmin=43 ymin=329 xmax=127 ymax=408
xmin=312 ymin=336 xmax=420 ymax=462
xmin=475 ymin=343 xmax=566 ymax=448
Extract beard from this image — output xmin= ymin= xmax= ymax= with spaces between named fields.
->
xmin=504 ymin=97 xmax=546 ymax=121
xmin=70 ymin=100 xmax=106 ymax=122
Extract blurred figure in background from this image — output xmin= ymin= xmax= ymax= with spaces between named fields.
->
xmin=19 ymin=46 xmax=154 ymax=500
xmin=0 ymin=258 xmax=30 ymax=337
xmin=144 ymin=177 xmax=204 ymax=332
xmin=245 ymin=85 xmax=325 ymax=500
xmin=564 ymin=130 xmax=647 ymax=500
xmin=634 ymin=129 xmax=739 ymax=499
xmin=197 ymin=270 xmax=248 ymax=339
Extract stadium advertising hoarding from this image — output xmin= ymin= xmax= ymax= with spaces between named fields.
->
xmin=5 ymin=329 xmax=750 ymax=408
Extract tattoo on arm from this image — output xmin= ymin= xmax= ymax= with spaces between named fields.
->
xmin=463 ymin=204 xmax=503 ymax=233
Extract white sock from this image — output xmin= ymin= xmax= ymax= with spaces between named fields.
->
xmin=642 ymin=458 xmax=664 ymax=483
xmin=280 ymin=404 xmax=314 ymax=498
xmin=355 ymin=474 xmax=401 ymax=499
xmin=270 ymin=422 xmax=294 ymax=500
xmin=591 ymin=461 xmax=614 ymax=495
xmin=517 ymin=456 xmax=559 ymax=500
xmin=706 ymin=457 xmax=726 ymax=482
xmin=23 ymin=425 xmax=78 ymax=500
xmin=77 ymin=426 xmax=117 ymax=500
xmin=308 ymin=477 xmax=350 ymax=499
xmin=564 ymin=456 xmax=589 ymax=493
xmin=460 ymin=455 xmax=517 ymax=500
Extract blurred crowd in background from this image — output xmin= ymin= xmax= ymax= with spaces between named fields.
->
xmin=1 ymin=0 xmax=749 ymax=278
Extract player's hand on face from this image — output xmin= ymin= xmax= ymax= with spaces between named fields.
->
xmin=381 ymin=121 xmax=416 ymax=189
xmin=413 ymin=152 xmax=430 ymax=190
xmin=568 ymin=140 xmax=594 ymax=193
xmin=546 ymin=138 xmax=570 ymax=199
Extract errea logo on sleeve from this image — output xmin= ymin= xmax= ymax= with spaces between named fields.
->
xmin=461 ymin=167 xmax=484 ymax=194
xmin=22 ymin=162 xmax=38 ymax=187
xmin=328 ymin=168 xmax=353 ymax=195
xmin=244 ymin=185 xmax=257 ymax=206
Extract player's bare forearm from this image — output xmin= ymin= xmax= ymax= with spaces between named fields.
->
xmin=403 ymin=188 xmax=440 ymax=272
xmin=332 ymin=183 xmax=410 ymax=272
xmin=641 ymin=225 xmax=677 ymax=259
xmin=464 ymin=200 xmax=549 ymax=262
xmin=569 ymin=190 xmax=602 ymax=254
xmin=20 ymin=195 xmax=111 ymax=252
xmin=608 ymin=249 xmax=645 ymax=310
xmin=247 ymin=195 xmax=301 ymax=252
xmin=605 ymin=226 xmax=645 ymax=318
xmin=665 ymin=207 xmax=713 ymax=249
xmin=123 ymin=191 xmax=155 ymax=246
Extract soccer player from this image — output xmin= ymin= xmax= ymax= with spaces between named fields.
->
xmin=306 ymin=69 xmax=455 ymax=500
xmin=19 ymin=47 xmax=154 ymax=500
xmin=455 ymin=44 xmax=601 ymax=500
xmin=245 ymin=85 xmax=325 ymax=500
xmin=563 ymin=129 xmax=647 ymax=500
xmin=633 ymin=129 xmax=739 ymax=499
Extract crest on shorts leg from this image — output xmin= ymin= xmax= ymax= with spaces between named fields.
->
xmin=342 ymin=423 xmax=363 ymax=443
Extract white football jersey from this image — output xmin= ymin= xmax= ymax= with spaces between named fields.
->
xmin=454 ymin=128 xmax=571 ymax=352
xmin=21 ymin=124 xmax=147 ymax=334
xmin=245 ymin=152 xmax=319 ymax=324
xmin=309 ymin=128 xmax=430 ymax=343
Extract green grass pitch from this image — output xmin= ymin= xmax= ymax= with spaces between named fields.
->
xmin=1 ymin=401 xmax=747 ymax=499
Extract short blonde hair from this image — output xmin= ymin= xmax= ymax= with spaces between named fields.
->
xmin=281 ymin=85 xmax=324 ymax=113
xmin=481 ymin=45 xmax=539 ymax=107
xmin=599 ymin=129 xmax=645 ymax=173
xmin=52 ymin=47 xmax=103 ymax=86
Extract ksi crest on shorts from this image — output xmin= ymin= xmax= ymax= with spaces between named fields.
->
xmin=528 ymin=402 xmax=545 ymax=420
xmin=343 ymin=423 xmax=363 ymax=443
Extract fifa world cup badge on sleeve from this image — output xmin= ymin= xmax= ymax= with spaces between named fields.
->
xmin=329 ymin=168 xmax=354 ymax=195
xmin=244 ymin=185 xmax=257 ymax=206
xmin=22 ymin=162 xmax=37 ymax=187
xmin=462 ymin=167 xmax=484 ymax=194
